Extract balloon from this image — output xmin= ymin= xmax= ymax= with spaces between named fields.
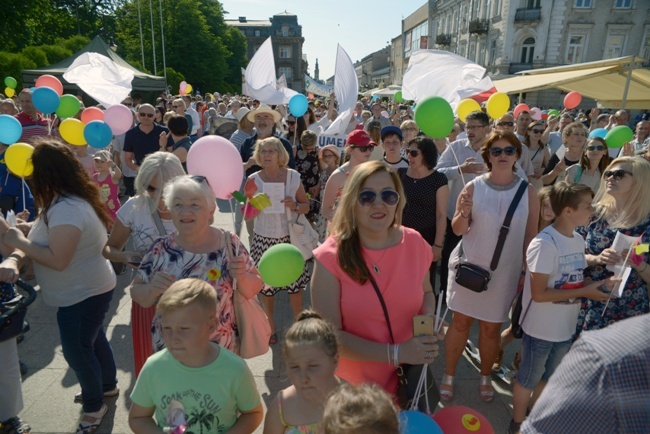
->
xmin=81 ymin=107 xmax=104 ymax=124
xmin=180 ymin=81 xmax=187 ymax=92
xmin=4 ymin=87 xmax=15 ymax=98
xmin=541 ymin=112 xmax=549 ymax=120
xmin=35 ymin=74 xmax=63 ymax=96
xmin=486 ymin=92 xmax=510 ymax=119
xmin=258 ymin=244 xmax=305 ymax=287
xmin=55 ymin=94 xmax=81 ymax=119
xmin=564 ymin=91 xmax=581 ymax=109
xmin=548 ymin=109 xmax=560 ymax=117
xmin=398 ymin=410 xmax=443 ymax=434
xmin=186 ymin=84 xmax=193 ymax=94
xmin=414 ymin=96 xmax=455 ymax=139
xmin=530 ymin=107 xmax=542 ymax=121
xmin=4 ymin=76 xmax=17 ymax=89
xmin=59 ymin=118 xmax=87 ymax=145
xmin=394 ymin=91 xmax=403 ymax=103
xmin=0 ymin=114 xmax=23 ymax=145
xmin=433 ymin=406 xmax=494 ymax=434
xmin=84 ymin=121 xmax=113 ymax=148
xmin=186 ymin=135 xmax=244 ymax=199
xmin=588 ymin=128 xmax=608 ymax=139
xmin=513 ymin=103 xmax=530 ymax=119
xmin=5 ymin=143 xmax=34 ymax=178
xmin=457 ymin=98 xmax=481 ymax=123
xmin=604 ymin=125 xmax=634 ymax=149
xmin=288 ymin=94 xmax=309 ymax=117
xmin=104 ymin=104 xmax=133 ymax=135
xmin=371 ymin=94 xmax=380 ymax=101
xmin=31 ymin=86 xmax=60 ymax=114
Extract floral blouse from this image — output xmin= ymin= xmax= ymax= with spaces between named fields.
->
xmin=576 ymin=213 xmax=650 ymax=333
xmin=138 ymin=231 xmax=257 ymax=354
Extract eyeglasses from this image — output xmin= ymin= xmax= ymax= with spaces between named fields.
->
xmin=323 ymin=153 xmax=336 ymax=159
xmin=587 ymin=145 xmax=606 ymax=151
xmin=604 ymin=169 xmax=632 ymax=180
xmin=531 ymin=129 xmax=544 ymax=134
xmin=260 ymin=149 xmax=278 ymax=155
xmin=350 ymin=145 xmax=373 ymax=152
xmin=497 ymin=121 xmax=514 ymax=127
xmin=286 ymin=120 xmax=296 ymax=125
xmin=123 ymin=102 xmax=133 ymax=107
xmin=402 ymin=127 xmax=418 ymax=132
xmin=172 ymin=105 xmax=183 ymax=109
xmin=489 ymin=146 xmax=517 ymax=157
xmin=358 ymin=189 xmax=400 ymax=207
xmin=146 ymin=185 xmax=158 ymax=194
xmin=407 ymin=149 xmax=420 ymax=157
xmin=139 ymin=112 xmax=154 ymax=118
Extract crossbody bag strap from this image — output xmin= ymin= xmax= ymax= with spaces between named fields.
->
xmin=367 ymin=275 xmax=396 ymax=344
xmin=490 ymin=180 xmax=529 ymax=271
xmin=151 ymin=210 xmax=167 ymax=237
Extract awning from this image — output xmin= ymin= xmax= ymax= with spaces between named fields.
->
xmin=494 ymin=66 xmax=617 ymax=94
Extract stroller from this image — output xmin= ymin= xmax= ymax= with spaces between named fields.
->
xmin=0 ymin=280 xmax=37 ymax=344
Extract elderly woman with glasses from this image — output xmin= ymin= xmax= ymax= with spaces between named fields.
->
xmin=312 ymin=160 xmax=441 ymax=397
xmin=564 ymin=137 xmax=611 ymax=195
xmin=127 ymin=175 xmax=263 ymax=356
xmin=524 ymin=120 xmax=551 ymax=190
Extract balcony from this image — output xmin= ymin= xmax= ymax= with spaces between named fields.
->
xmin=436 ymin=34 xmax=452 ymax=46
xmin=515 ymin=7 xmax=541 ymax=22
xmin=469 ymin=19 xmax=489 ymax=34
xmin=509 ymin=63 xmax=533 ymax=74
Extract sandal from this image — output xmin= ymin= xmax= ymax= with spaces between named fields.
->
xmin=479 ymin=375 xmax=495 ymax=403
xmin=76 ymin=404 xmax=107 ymax=434
xmin=269 ymin=333 xmax=278 ymax=345
xmin=440 ymin=374 xmax=454 ymax=402
xmin=492 ymin=349 xmax=504 ymax=372
xmin=74 ymin=387 xmax=120 ymax=403
xmin=0 ymin=417 xmax=31 ymax=434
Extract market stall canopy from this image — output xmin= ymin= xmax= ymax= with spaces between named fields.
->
xmin=493 ymin=56 xmax=649 ymax=109
xmin=372 ymin=85 xmax=401 ymax=97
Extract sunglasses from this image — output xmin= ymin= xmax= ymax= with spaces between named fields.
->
xmin=604 ymin=169 xmax=632 ymax=180
xmin=358 ymin=189 xmax=400 ymax=207
xmin=350 ymin=145 xmax=373 ymax=152
xmin=191 ymin=175 xmax=209 ymax=185
xmin=489 ymin=146 xmax=517 ymax=157
xmin=587 ymin=145 xmax=606 ymax=151
xmin=407 ymin=149 xmax=420 ymax=157
xmin=172 ymin=105 xmax=183 ymax=109
xmin=497 ymin=121 xmax=514 ymax=127
xmin=146 ymin=185 xmax=158 ymax=194
xmin=139 ymin=112 xmax=154 ymax=118
xmin=531 ymin=129 xmax=544 ymax=134
xmin=123 ymin=102 xmax=133 ymax=107
xmin=286 ymin=120 xmax=296 ymax=125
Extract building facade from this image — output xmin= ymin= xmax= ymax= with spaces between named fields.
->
xmin=355 ymin=45 xmax=391 ymax=90
xmin=226 ymin=11 xmax=307 ymax=92
xmin=390 ymin=3 xmax=430 ymax=85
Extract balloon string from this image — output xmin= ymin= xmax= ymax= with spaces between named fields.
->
xmin=447 ymin=143 xmax=468 ymax=187
xmin=21 ymin=178 xmax=26 ymax=211
xmin=228 ymin=197 xmax=239 ymax=293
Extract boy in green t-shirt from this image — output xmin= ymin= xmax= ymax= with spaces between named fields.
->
xmin=129 ymin=278 xmax=263 ymax=434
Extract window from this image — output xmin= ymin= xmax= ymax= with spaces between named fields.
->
xmin=520 ymin=37 xmax=535 ymax=63
xmin=641 ymin=27 xmax=650 ymax=59
xmin=489 ymin=39 xmax=497 ymax=64
xmin=279 ymin=67 xmax=293 ymax=82
xmin=527 ymin=0 xmax=541 ymax=7
xmin=478 ymin=40 xmax=486 ymax=65
xmin=614 ymin=0 xmax=631 ymax=8
xmin=403 ymin=21 xmax=428 ymax=57
xmin=574 ymin=0 xmax=591 ymax=7
xmin=604 ymin=34 xmax=625 ymax=58
xmin=469 ymin=42 xmax=476 ymax=62
xmin=254 ymin=30 xmax=260 ymax=37
xmin=281 ymin=25 xmax=289 ymax=37
xmin=567 ymin=35 xmax=585 ymax=63
xmin=279 ymin=45 xmax=292 ymax=59
xmin=493 ymin=0 xmax=502 ymax=16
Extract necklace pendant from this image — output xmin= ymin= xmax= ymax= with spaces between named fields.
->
xmin=373 ymin=263 xmax=380 ymax=274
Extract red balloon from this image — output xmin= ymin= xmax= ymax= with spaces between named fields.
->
xmin=81 ymin=107 xmax=104 ymax=124
xmin=513 ymin=103 xmax=530 ymax=119
xmin=433 ymin=406 xmax=494 ymax=434
xmin=564 ymin=91 xmax=582 ymax=109
xmin=35 ymin=74 xmax=63 ymax=96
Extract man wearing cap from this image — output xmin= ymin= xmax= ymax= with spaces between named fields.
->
xmin=381 ymin=126 xmax=408 ymax=169
xmin=229 ymin=107 xmax=253 ymax=151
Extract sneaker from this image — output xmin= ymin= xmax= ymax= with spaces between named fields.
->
xmin=0 ymin=416 xmax=31 ymax=434
xmin=492 ymin=349 xmax=504 ymax=372
xmin=507 ymin=419 xmax=522 ymax=434
xmin=74 ymin=387 xmax=119 ymax=403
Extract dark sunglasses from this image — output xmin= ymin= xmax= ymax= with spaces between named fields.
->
xmin=146 ymin=185 xmax=158 ymax=193
xmin=172 ymin=105 xmax=183 ymax=109
xmin=350 ymin=145 xmax=373 ymax=152
xmin=123 ymin=102 xmax=133 ymax=107
xmin=286 ymin=120 xmax=296 ymax=125
xmin=139 ymin=112 xmax=154 ymax=118
xmin=587 ymin=145 xmax=606 ymax=151
xmin=407 ymin=149 xmax=420 ymax=157
xmin=497 ymin=121 xmax=514 ymax=127
xmin=531 ymin=129 xmax=545 ymax=134
xmin=604 ymin=169 xmax=632 ymax=180
xmin=489 ymin=146 xmax=517 ymax=157
xmin=191 ymin=175 xmax=209 ymax=185
xmin=358 ymin=190 xmax=400 ymax=207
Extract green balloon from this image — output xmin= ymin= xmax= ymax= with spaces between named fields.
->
xmin=604 ymin=125 xmax=634 ymax=149
xmin=414 ymin=96 xmax=455 ymax=139
xmin=394 ymin=91 xmax=403 ymax=103
xmin=258 ymin=243 xmax=305 ymax=287
xmin=4 ymin=76 xmax=17 ymax=89
xmin=55 ymin=94 xmax=81 ymax=119
xmin=548 ymin=109 xmax=560 ymax=117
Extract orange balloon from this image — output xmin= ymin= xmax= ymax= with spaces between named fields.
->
xmin=81 ymin=107 xmax=104 ymax=124
xmin=35 ymin=74 xmax=64 ymax=96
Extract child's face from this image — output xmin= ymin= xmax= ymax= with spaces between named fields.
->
xmin=571 ymin=194 xmax=595 ymax=227
xmin=161 ymin=303 xmax=215 ymax=366
xmin=541 ymin=198 xmax=555 ymax=223
xmin=285 ymin=343 xmax=338 ymax=399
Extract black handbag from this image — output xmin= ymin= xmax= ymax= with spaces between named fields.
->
xmin=0 ymin=280 xmax=37 ymax=343
xmin=367 ymin=275 xmax=440 ymax=411
xmin=454 ymin=180 xmax=529 ymax=293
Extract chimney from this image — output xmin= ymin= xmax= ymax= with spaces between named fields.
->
xmin=238 ymin=16 xmax=246 ymax=22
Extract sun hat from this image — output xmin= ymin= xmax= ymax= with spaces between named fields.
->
xmin=246 ymin=104 xmax=281 ymax=123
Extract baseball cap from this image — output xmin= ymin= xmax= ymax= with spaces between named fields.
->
xmin=381 ymin=125 xmax=403 ymax=140
xmin=346 ymin=129 xmax=377 ymax=147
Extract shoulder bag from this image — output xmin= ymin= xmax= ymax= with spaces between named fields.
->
xmin=454 ymin=180 xmax=529 ymax=293
xmin=0 ymin=280 xmax=37 ymax=343
xmin=367 ymin=275 xmax=440 ymax=411
xmin=223 ymin=231 xmax=271 ymax=358
xmin=285 ymin=171 xmax=319 ymax=260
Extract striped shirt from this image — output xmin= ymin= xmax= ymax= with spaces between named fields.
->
xmin=16 ymin=112 xmax=50 ymax=144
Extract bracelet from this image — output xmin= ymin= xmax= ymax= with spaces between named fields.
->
xmin=433 ymin=243 xmax=443 ymax=248
xmin=393 ymin=343 xmax=399 ymax=366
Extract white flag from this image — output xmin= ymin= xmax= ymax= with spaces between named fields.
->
xmin=63 ymin=52 xmax=133 ymax=107
xmin=244 ymin=37 xmax=297 ymax=105
xmin=323 ymin=44 xmax=358 ymax=137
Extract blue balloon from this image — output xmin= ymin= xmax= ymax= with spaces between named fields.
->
xmin=32 ymin=86 xmax=60 ymax=114
xmin=288 ymin=94 xmax=308 ymax=117
xmin=29 ymin=87 xmax=36 ymax=92
xmin=83 ymin=120 xmax=113 ymax=148
xmin=372 ymin=94 xmax=380 ymax=101
xmin=398 ymin=410 xmax=443 ymax=434
xmin=589 ymin=128 xmax=607 ymax=139
xmin=0 ymin=114 xmax=23 ymax=145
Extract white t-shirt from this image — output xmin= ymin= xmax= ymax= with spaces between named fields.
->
xmin=250 ymin=169 xmax=300 ymax=238
xmin=116 ymin=195 xmax=176 ymax=255
xmin=521 ymin=226 xmax=585 ymax=342
xmin=28 ymin=196 xmax=116 ymax=307
xmin=186 ymin=107 xmax=201 ymax=135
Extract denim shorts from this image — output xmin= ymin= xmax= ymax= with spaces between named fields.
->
xmin=517 ymin=333 xmax=573 ymax=390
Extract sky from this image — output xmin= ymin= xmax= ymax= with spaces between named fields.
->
xmin=220 ymin=0 xmax=426 ymax=79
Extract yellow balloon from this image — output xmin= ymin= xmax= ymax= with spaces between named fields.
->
xmin=5 ymin=143 xmax=34 ymax=177
xmin=59 ymin=118 xmax=87 ymax=146
xmin=457 ymin=99 xmax=481 ymax=123
xmin=186 ymin=84 xmax=193 ymax=94
xmin=486 ymin=92 xmax=510 ymax=119
xmin=5 ymin=87 xmax=15 ymax=98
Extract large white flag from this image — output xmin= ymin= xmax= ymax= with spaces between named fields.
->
xmin=402 ymin=50 xmax=495 ymax=108
xmin=244 ymin=37 xmax=297 ymax=105
xmin=323 ymin=44 xmax=358 ymax=137
xmin=305 ymin=74 xmax=333 ymax=97
xmin=63 ymin=52 xmax=133 ymax=107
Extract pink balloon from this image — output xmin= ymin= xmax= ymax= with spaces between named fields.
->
xmin=104 ymin=104 xmax=133 ymax=135
xmin=513 ymin=103 xmax=530 ymax=119
xmin=35 ymin=74 xmax=63 ymax=96
xmin=530 ymin=107 xmax=542 ymax=121
xmin=81 ymin=107 xmax=104 ymax=124
xmin=186 ymin=136 xmax=243 ymax=200
xmin=564 ymin=91 xmax=582 ymax=110
xmin=180 ymin=81 xmax=188 ymax=92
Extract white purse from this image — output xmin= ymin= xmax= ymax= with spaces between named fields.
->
xmin=285 ymin=171 xmax=320 ymax=260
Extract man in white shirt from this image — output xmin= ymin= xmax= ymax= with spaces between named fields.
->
xmin=515 ymin=111 xmax=532 ymax=143
xmin=182 ymin=95 xmax=201 ymax=140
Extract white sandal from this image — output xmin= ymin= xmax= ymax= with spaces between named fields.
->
xmin=76 ymin=404 xmax=107 ymax=434
xmin=440 ymin=374 xmax=454 ymax=402
xmin=479 ymin=375 xmax=495 ymax=403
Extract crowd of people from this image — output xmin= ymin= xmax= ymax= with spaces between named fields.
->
xmin=0 ymin=87 xmax=648 ymax=434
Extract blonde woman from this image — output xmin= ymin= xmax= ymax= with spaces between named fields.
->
xmin=564 ymin=137 xmax=611 ymax=196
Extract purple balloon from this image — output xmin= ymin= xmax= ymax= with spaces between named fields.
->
xmin=104 ymin=104 xmax=133 ymax=135
xmin=186 ymin=136 xmax=243 ymax=199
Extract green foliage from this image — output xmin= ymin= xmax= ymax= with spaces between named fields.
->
xmin=0 ymin=52 xmax=37 ymax=90
xmin=58 ymin=35 xmax=92 ymax=53
xmin=40 ymin=45 xmax=73 ymax=65
xmin=21 ymin=47 xmax=48 ymax=68
xmin=165 ymin=67 xmax=185 ymax=94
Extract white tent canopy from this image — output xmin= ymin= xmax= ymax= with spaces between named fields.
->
xmin=372 ymin=85 xmax=401 ymax=97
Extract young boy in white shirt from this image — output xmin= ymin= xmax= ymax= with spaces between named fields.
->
xmin=509 ymin=182 xmax=617 ymax=434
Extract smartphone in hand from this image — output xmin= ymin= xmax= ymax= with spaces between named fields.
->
xmin=413 ymin=315 xmax=434 ymax=337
